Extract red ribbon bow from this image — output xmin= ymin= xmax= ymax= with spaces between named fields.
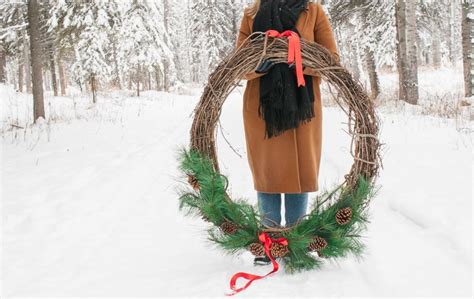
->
xmin=265 ymin=29 xmax=306 ymax=87
xmin=225 ymin=232 xmax=289 ymax=296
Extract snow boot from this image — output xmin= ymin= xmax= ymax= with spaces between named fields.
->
xmin=253 ymin=255 xmax=271 ymax=265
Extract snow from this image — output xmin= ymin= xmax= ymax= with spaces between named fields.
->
xmin=1 ymin=82 xmax=472 ymax=297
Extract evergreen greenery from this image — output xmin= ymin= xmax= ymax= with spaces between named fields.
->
xmin=177 ymin=147 xmax=378 ymax=273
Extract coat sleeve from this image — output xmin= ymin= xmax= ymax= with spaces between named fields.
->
xmin=236 ymin=10 xmax=266 ymax=81
xmin=303 ymin=3 xmax=340 ymax=78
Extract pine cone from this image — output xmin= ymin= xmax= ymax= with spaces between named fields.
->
xmin=220 ymin=220 xmax=238 ymax=234
xmin=308 ymin=236 xmax=328 ymax=252
xmin=336 ymin=207 xmax=353 ymax=225
xmin=249 ymin=242 xmax=265 ymax=256
xmin=270 ymin=242 xmax=289 ymax=258
xmin=187 ymin=174 xmax=199 ymax=190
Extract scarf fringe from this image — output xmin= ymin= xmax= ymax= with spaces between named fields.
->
xmin=258 ymin=101 xmax=315 ymax=139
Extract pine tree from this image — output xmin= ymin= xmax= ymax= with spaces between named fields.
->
xmin=50 ymin=0 xmax=119 ymax=102
xmin=0 ymin=1 xmax=29 ymax=91
xmin=189 ymin=0 xmax=234 ymax=82
xmin=27 ymin=0 xmax=45 ymax=122
xmin=206 ymin=0 xmax=233 ymax=72
xmin=418 ymin=0 xmax=447 ymax=67
xmin=153 ymin=0 xmax=178 ymax=91
xmin=329 ymin=0 xmax=394 ymax=99
xmin=190 ymin=0 xmax=208 ymax=83
xmin=461 ymin=0 xmax=473 ymax=97
xmin=117 ymin=0 xmax=174 ymax=96
xmin=404 ymin=0 xmax=419 ymax=105
xmin=41 ymin=0 xmax=58 ymax=96
xmin=160 ymin=0 xmax=187 ymax=87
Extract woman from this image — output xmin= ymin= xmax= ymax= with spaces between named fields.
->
xmin=235 ymin=0 xmax=340 ymax=264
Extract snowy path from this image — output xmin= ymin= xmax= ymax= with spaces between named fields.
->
xmin=1 ymin=88 xmax=472 ymax=297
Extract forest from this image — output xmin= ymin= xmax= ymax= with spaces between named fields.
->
xmin=1 ymin=1 xmax=473 ymax=297
xmin=0 ymin=0 xmax=473 ymax=124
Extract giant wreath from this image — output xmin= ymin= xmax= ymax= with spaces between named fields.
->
xmin=176 ymin=31 xmax=382 ymax=294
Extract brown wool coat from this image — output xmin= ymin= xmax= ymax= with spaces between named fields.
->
xmin=236 ymin=2 xmax=340 ymax=194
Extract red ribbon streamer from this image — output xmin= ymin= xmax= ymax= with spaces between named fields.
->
xmin=265 ymin=29 xmax=306 ymax=87
xmin=225 ymin=232 xmax=289 ymax=296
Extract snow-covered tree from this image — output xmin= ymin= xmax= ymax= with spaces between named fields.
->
xmin=73 ymin=24 xmax=111 ymax=102
xmin=0 ymin=1 xmax=29 ymax=90
xmin=189 ymin=0 xmax=206 ymax=83
xmin=28 ymin=0 xmax=45 ymax=122
xmin=117 ymin=0 xmax=174 ymax=96
xmin=50 ymin=0 xmax=119 ymax=102
xmin=160 ymin=0 xmax=186 ymax=89
xmin=329 ymin=0 xmax=396 ymax=99
xmin=418 ymin=0 xmax=445 ymax=67
xmin=461 ymin=0 xmax=473 ymax=97
xmin=207 ymin=0 xmax=234 ymax=72
xmin=189 ymin=0 xmax=234 ymax=83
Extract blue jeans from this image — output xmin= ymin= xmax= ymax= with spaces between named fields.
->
xmin=257 ymin=192 xmax=309 ymax=227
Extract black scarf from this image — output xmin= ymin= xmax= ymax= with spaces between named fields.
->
xmin=252 ymin=0 xmax=314 ymax=139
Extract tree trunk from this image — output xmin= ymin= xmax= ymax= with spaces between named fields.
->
xmin=143 ymin=69 xmax=148 ymax=90
xmin=42 ymin=0 xmax=58 ymax=96
xmin=136 ymin=65 xmax=140 ymax=97
xmin=49 ymin=51 xmax=58 ymax=96
xmin=360 ymin=12 xmax=380 ymax=100
xmin=27 ymin=0 xmax=45 ymax=122
xmin=395 ymin=0 xmax=408 ymax=102
xmin=431 ymin=18 xmax=441 ymax=69
xmin=364 ymin=47 xmax=380 ymax=100
xmin=448 ymin=1 xmax=460 ymax=66
xmin=231 ymin=0 xmax=238 ymax=39
xmin=111 ymin=40 xmax=121 ymax=88
xmin=462 ymin=1 xmax=473 ymax=97
xmin=346 ymin=25 xmax=360 ymax=81
xmin=163 ymin=59 xmax=170 ymax=91
xmin=57 ymin=52 xmax=66 ymax=96
xmin=90 ymin=75 xmax=97 ymax=103
xmin=18 ymin=61 xmax=24 ymax=92
xmin=0 ymin=47 xmax=6 ymax=83
xmin=136 ymin=79 xmax=140 ymax=97
xmin=24 ymin=33 xmax=32 ymax=94
xmin=44 ymin=69 xmax=50 ymax=91
xmin=405 ymin=0 xmax=419 ymax=105
xmin=155 ymin=67 xmax=162 ymax=90
xmin=147 ymin=70 xmax=151 ymax=91
xmin=163 ymin=0 xmax=171 ymax=92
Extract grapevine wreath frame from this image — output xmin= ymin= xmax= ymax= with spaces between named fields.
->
xmin=177 ymin=31 xmax=383 ymax=274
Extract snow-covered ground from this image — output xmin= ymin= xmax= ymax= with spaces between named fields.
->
xmin=1 ymin=79 xmax=472 ymax=297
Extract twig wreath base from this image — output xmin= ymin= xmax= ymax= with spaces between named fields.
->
xmin=177 ymin=31 xmax=382 ymax=273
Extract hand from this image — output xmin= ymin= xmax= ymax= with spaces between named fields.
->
xmin=255 ymin=59 xmax=275 ymax=74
